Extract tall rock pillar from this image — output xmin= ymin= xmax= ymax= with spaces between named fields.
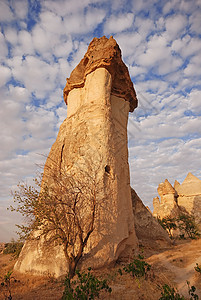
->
xmin=14 ymin=36 xmax=138 ymax=277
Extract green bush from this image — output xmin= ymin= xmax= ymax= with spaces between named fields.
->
xmin=119 ymin=255 xmax=151 ymax=279
xmin=62 ymin=268 xmax=112 ymax=300
xmin=187 ymin=281 xmax=199 ymax=300
xmin=159 ymin=282 xmax=199 ymax=300
xmin=3 ymin=239 xmax=24 ymax=258
xmin=157 ymin=216 xmax=177 ymax=239
xmin=194 ymin=263 xmax=201 ymax=274
xmin=0 ymin=270 xmax=19 ymax=300
xmin=159 ymin=284 xmax=185 ymax=300
xmin=157 ymin=214 xmax=200 ymax=240
xmin=177 ymin=215 xmax=200 ymax=240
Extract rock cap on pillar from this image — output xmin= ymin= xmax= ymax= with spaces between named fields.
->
xmin=63 ymin=36 xmax=138 ymax=112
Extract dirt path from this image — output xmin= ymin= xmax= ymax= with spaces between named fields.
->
xmin=147 ymin=239 xmax=201 ymax=298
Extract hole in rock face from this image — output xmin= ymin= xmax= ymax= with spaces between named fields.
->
xmin=105 ymin=165 xmax=110 ymax=174
xmin=83 ymin=57 xmax=89 ymax=66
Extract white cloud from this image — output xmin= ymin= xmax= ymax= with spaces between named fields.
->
xmin=157 ymin=55 xmax=183 ymax=75
xmin=128 ymin=89 xmax=201 ymax=146
xmin=0 ymin=95 xmax=25 ymax=160
xmin=44 ymin=88 xmax=63 ymax=109
xmin=39 ymin=11 xmax=63 ymax=34
xmin=4 ymin=27 xmax=18 ymax=45
xmin=189 ymin=10 xmax=201 ymax=35
xmin=131 ymin=0 xmax=159 ymax=14
xmin=179 ymin=0 xmax=196 ymax=13
xmin=25 ymin=106 xmax=56 ymax=140
xmin=54 ymin=39 xmax=73 ymax=58
xmin=17 ymin=30 xmax=34 ymax=55
xmin=0 ymin=32 xmax=8 ymax=59
xmin=187 ymin=90 xmax=201 ymax=114
xmin=110 ymin=0 xmax=128 ymax=11
xmin=155 ymin=17 xmax=165 ymax=31
xmin=129 ymin=65 xmax=146 ymax=77
xmin=0 ymin=1 xmax=13 ymax=22
xmin=32 ymin=25 xmax=53 ymax=55
xmin=70 ymin=41 xmax=88 ymax=69
xmin=104 ymin=13 xmax=134 ymax=35
xmin=165 ymin=14 xmax=188 ymax=40
xmin=171 ymin=35 xmax=190 ymax=54
xmin=162 ymin=0 xmax=192 ymax=15
xmin=42 ymin=0 xmax=94 ymax=16
xmin=0 ymin=66 xmax=11 ymax=87
xmin=115 ymin=32 xmax=142 ymax=58
xmin=184 ymin=62 xmax=201 ymax=77
xmin=135 ymin=17 xmax=155 ymax=38
xmin=137 ymin=34 xmax=168 ymax=67
xmin=57 ymin=58 xmax=72 ymax=84
xmin=136 ymin=79 xmax=169 ymax=95
xmin=172 ymin=35 xmax=201 ymax=59
xmin=133 ymin=32 xmax=184 ymax=75
xmin=56 ymin=105 xmax=67 ymax=128
xmin=85 ymin=7 xmax=106 ymax=28
xmin=181 ymin=38 xmax=201 ymax=58
xmin=10 ymin=55 xmax=60 ymax=98
xmin=12 ymin=0 xmax=28 ymax=20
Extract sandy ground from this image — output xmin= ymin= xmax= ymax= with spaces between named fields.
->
xmin=147 ymin=239 xmax=201 ymax=299
xmin=0 ymin=239 xmax=201 ymax=299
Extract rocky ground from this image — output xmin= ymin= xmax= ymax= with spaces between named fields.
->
xmin=0 ymin=239 xmax=201 ymax=299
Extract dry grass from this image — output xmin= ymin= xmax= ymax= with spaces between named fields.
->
xmin=0 ymin=239 xmax=201 ymax=299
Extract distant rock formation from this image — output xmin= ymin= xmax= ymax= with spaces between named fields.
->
xmin=153 ymin=173 xmax=201 ymax=226
xmin=15 ymin=36 xmax=138 ymax=277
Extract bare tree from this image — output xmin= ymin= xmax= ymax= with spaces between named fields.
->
xmin=10 ymin=158 xmax=104 ymax=278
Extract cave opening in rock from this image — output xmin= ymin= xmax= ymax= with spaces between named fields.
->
xmin=105 ymin=165 xmax=110 ymax=174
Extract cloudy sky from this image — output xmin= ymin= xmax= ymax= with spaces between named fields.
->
xmin=0 ymin=0 xmax=201 ymax=242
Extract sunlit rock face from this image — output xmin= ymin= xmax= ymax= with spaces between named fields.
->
xmin=14 ymin=36 xmax=139 ymax=277
xmin=176 ymin=173 xmax=201 ymax=227
xmin=153 ymin=173 xmax=201 ymax=227
xmin=153 ymin=179 xmax=178 ymax=218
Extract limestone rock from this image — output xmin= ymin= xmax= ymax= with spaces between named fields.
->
xmin=15 ymin=37 xmax=138 ymax=277
xmin=175 ymin=173 xmax=201 ymax=228
xmin=176 ymin=172 xmax=201 ymax=196
xmin=153 ymin=180 xmax=177 ymax=218
xmin=174 ymin=180 xmax=180 ymax=191
xmin=153 ymin=196 xmax=160 ymax=208
xmin=63 ymin=36 xmax=138 ymax=112
xmin=131 ymin=188 xmax=170 ymax=248
xmin=153 ymin=173 xmax=201 ymax=229
xmin=158 ymin=179 xmax=176 ymax=198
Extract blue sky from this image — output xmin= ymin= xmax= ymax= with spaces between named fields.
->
xmin=0 ymin=0 xmax=201 ymax=242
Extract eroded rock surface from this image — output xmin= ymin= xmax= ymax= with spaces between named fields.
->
xmin=131 ymin=188 xmax=170 ymax=248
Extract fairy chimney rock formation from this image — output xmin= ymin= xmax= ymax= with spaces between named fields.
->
xmin=176 ymin=173 xmax=201 ymax=196
xmin=153 ymin=173 xmax=201 ymax=225
xmin=157 ymin=179 xmax=176 ymax=205
xmin=14 ymin=36 xmax=138 ymax=277
xmin=153 ymin=179 xmax=177 ymax=218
